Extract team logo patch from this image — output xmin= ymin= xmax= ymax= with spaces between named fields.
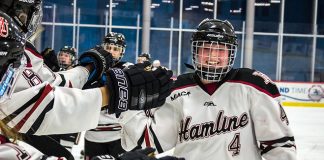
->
xmin=171 ymin=91 xmax=190 ymax=101
xmin=252 ymin=71 xmax=275 ymax=85
xmin=0 ymin=17 xmax=9 ymax=38
xmin=204 ymin=101 xmax=216 ymax=107
xmin=207 ymin=33 xmax=224 ymax=39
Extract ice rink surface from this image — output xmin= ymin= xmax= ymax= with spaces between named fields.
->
xmin=72 ymin=106 xmax=324 ymax=160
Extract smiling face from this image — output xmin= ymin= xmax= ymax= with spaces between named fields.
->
xmin=196 ymin=43 xmax=229 ymax=69
xmin=192 ymin=41 xmax=236 ymax=83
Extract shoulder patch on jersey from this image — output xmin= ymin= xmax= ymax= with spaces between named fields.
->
xmin=226 ymin=68 xmax=280 ymax=97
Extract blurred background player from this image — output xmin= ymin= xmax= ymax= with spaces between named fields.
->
xmin=57 ymin=46 xmax=78 ymax=71
xmin=137 ymin=53 xmax=151 ymax=64
xmin=84 ymin=32 xmax=133 ymax=159
xmin=152 ymin=60 xmax=161 ymax=71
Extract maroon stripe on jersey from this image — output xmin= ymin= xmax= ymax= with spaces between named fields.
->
xmin=144 ymin=125 xmax=151 ymax=147
xmin=227 ymin=80 xmax=281 ymax=98
xmin=25 ymin=47 xmax=43 ymax=59
xmin=172 ymin=84 xmax=197 ymax=92
xmin=27 ymin=99 xmax=55 ymax=134
xmin=0 ymin=135 xmax=10 ymax=144
xmin=90 ymin=127 xmax=121 ymax=131
xmin=69 ymin=81 xmax=73 ymax=88
xmin=90 ymin=125 xmax=122 ymax=131
xmin=23 ymin=53 xmax=32 ymax=67
xmin=260 ymin=136 xmax=295 ymax=155
xmin=14 ymin=84 xmax=53 ymax=131
xmin=2 ymin=87 xmax=45 ymax=125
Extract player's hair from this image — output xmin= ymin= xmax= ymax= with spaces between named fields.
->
xmin=0 ymin=111 xmax=21 ymax=142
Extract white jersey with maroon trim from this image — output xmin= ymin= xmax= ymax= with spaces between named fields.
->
xmin=85 ymin=61 xmax=133 ymax=143
xmin=0 ymin=43 xmax=102 ymax=135
xmin=0 ymin=134 xmax=66 ymax=160
xmin=119 ymin=68 xmax=296 ymax=160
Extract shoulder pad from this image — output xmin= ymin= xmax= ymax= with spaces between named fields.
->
xmin=25 ymin=41 xmax=41 ymax=55
xmin=227 ymin=68 xmax=280 ymax=97
xmin=172 ymin=73 xmax=197 ymax=91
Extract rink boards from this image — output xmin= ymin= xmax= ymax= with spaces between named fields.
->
xmin=276 ymin=82 xmax=324 ymax=108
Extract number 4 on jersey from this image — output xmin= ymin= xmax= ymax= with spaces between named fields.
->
xmin=228 ymin=133 xmax=241 ymax=156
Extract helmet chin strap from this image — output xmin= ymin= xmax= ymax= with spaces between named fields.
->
xmin=59 ymin=62 xmax=72 ymax=70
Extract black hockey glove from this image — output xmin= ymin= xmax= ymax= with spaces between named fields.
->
xmin=91 ymin=148 xmax=184 ymax=160
xmin=106 ymin=65 xmax=173 ymax=114
xmin=117 ymin=147 xmax=156 ymax=160
xmin=79 ymin=46 xmax=114 ymax=86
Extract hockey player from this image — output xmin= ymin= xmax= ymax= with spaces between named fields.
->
xmin=0 ymin=1 xmax=173 ymax=159
xmin=0 ymin=0 xmax=172 ymax=138
xmin=84 ymin=32 xmax=132 ymax=159
xmin=23 ymin=46 xmax=80 ymax=159
xmin=137 ymin=53 xmax=151 ymax=64
xmin=57 ymin=46 xmax=77 ymax=71
xmin=119 ymin=18 xmax=297 ymax=160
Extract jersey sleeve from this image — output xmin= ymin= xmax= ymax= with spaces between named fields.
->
xmin=244 ymin=71 xmax=296 ymax=160
xmin=0 ymin=82 xmax=102 ymax=135
xmin=119 ymin=95 xmax=181 ymax=153
xmin=24 ymin=46 xmax=89 ymax=90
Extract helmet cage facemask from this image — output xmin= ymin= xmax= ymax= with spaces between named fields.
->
xmin=102 ymin=43 xmax=125 ymax=63
xmin=10 ymin=0 xmax=43 ymax=35
xmin=57 ymin=51 xmax=76 ymax=70
xmin=192 ymin=40 xmax=237 ymax=82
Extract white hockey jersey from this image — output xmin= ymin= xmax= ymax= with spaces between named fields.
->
xmin=119 ymin=68 xmax=296 ymax=160
xmin=0 ymin=43 xmax=102 ymax=135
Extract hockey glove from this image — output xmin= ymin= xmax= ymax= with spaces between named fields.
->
xmin=106 ymin=66 xmax=173 ymax=114
xmin=91 ymin=148 xmax=184 ymax=160
xmin=79 ymin=46 xmax=114 ymax=86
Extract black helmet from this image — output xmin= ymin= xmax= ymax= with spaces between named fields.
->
xmin=191 ymin=18 xmax=238 ymax=82
xmin=59 ymin=46 xmax=76 ymax=58
xmin=0 ymin=0 xmax=43 ymax=34
xmin=138 ymin=53 xmax=151 ymax=61
xmin=103 ymin=32 xmax=126 ymax=48
xmin=102 ymin=32 xmax=126 ymax=63
xmin=0 ymin=11 xmax=26 ymax=102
